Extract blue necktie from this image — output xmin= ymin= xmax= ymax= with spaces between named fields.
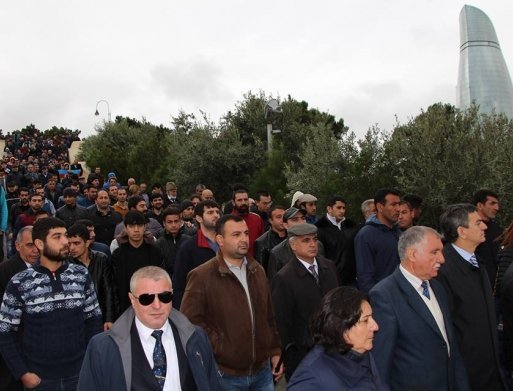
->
xmin=421 ymin=281 xmax=430 ymax=299
xmin=469 ymin=254 xmax=479 ymax=268
xmin=151 ymin=330 xmax=167 ymax=390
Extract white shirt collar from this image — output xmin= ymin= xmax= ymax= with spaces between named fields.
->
xmin=326 ymin=213 xmax=345 ymax=229
xmin=134 ymin=315 xmax=171 ymax=343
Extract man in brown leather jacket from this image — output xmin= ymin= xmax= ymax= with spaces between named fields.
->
xmin=181 ymin=214 xmax=283 ymax=390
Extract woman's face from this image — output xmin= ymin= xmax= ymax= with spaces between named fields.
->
xmin=343 ymin=300 xmax=379 ymax=354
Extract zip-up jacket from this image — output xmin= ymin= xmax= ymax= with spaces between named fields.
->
xmin=181 ymin=250 xmax=281 ymax=376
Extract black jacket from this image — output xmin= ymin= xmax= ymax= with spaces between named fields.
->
xmin=155 ymin=228 xmax=191 ymax=277
xmin=56 ymin=204 xmax=89 ymax=228
xmin=72 ymin=250 xmax=117 ymax=323
xmin=253 ymin=229 xmax=286 ymax=271
xmin=315 ymin=215 xmax=356 ymax=285
xmin=87 ymin=205 xmax=123 ymax=245
xmin=271 ymin=255 xmax=339 ymax=379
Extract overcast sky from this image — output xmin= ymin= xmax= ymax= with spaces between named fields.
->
xmin=1 ymin=0 xmax=512 ymax=139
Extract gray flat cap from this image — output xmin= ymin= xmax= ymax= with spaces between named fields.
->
xmin=297 ymin=194 xmax=318 ymax=204
xmin=283 ymin=207 xmax=306 ymax=222
xmin=287 ymin=223 xmax=318 ymax=237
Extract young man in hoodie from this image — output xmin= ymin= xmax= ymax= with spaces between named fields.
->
xmin=354 ymin=188 xmax=402 ymax=293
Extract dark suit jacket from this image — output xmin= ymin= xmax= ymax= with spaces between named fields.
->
xmin=0 ymin=253 xmax=28 ymax=301
xmin=369 ymin=267 xmax=470 ymax=391
xmin=437 ymin=244 xmax=506 ymax=391
xmin=271 ymin=255 xmax=339 ymax=380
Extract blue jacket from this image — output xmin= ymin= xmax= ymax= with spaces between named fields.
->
xmin=288 ymin=345 xmax=388 ymax=390
xmin=369 ymin=267 xmax=470 ymax=390
xmin=354 ymin=215 xmax=401 ymax=292
xmin=77 ymin=307 xmax=222 ymax=391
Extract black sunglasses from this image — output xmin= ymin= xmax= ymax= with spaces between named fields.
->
xmin=132 ymin=291 xmax=173 ymax=306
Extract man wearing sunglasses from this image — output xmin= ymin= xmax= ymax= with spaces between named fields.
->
xmin=78 ymin=266 xmax=222 ymax=391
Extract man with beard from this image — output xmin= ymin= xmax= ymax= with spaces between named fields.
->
xmin=0 ymin=217 xmax=102 ymax=390
xmin=231 ymin=189 xmax=264 ymax=256
xmin=13 ymin=193 xmax=44 ymax=238
xmin=8 ymin=187 xmax=30 ymax=234
xmin=77 ymin=184 xmax=98 ymax=208
xmin=173 ymin=200 xmax=221 ymax=309
xmin=146 ymin=192 xmax=165 ymax=226
xmin=180 ymin=199 xmax=198 ymax=234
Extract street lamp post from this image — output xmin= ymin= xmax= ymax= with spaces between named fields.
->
xmin=264 ymin=98 xmax=282 ymax=153
xmin=94 ymin=100 xmax=111 ymax=122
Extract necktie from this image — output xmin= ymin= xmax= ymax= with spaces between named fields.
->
xmin=151 ymin=330 xmax=167 ymax=390
xmin=469 ymin=254 xmax=479 ymax=268
xmin=308 ymin=265 xmax=319 ymax=285
xmin=421 ymin=281 xmax=430 ymax=299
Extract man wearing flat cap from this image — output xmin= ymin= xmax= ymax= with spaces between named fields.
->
xmin=297 ymin=193 xmax=318 ymax=224
xmin=271 ymin=223 xmax=339 ymax=380
xmin=56 ymin=187 xmax=88 ymax=227
xmin=266 ymin=208 xmax=325 ymax=281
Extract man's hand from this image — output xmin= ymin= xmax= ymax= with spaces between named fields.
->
xmin=21 ymin=372 xmax=41 ymax=389
xmin=103 ymin=322 xmax=113 ymax=331
xmin=271 ymin=354 xmax=284 ymax=381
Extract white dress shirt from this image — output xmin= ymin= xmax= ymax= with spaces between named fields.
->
xmin=135 ymin=317 xmax=182 ymax=391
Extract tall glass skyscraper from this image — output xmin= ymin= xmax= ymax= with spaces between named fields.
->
xmin=457 ymin=5 xmax=513 ymax=119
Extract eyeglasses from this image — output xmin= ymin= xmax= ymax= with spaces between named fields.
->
xmin=132 ymin=291 xmax=173 ymax=306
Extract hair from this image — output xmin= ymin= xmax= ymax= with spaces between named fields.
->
xmin=152 ymin=182 xmax=163 ymax=190
xmin=403 ymin=194 xmax=423 ymax=209
xmin=374 ymin=188 xmax=401 ymax=206
xmin=130 ymin=266 xmax=172 ymax=293
xmin=150 ymin=192 xmax=163 ymax=201
xmin=32 ymin=217 xmax=66 ymax=242
xmin=215 ymin=214 xmax=244 ymax=236
xmin=361 ymin=199 xmax=374 ymax=214
xmin=19 ymin=187 xmax=30 ymax=194
xmin=439 ymin=203 xmax=477 ymax=243
xmin=162 ymin=206 xmax=181 ymax=220
xmin=16 ymin=226 xmax=33 ymax=243
xmin=67 ymin=223 xmax=90 ymax=242
xmin=269 ymin=205 xmax=286 ymax=218
xmin=397 ymin=226 xmax=441 ymax=261
xmin=194 ymin=200 xmax=220 ymax=217
xmin=76 ymin=219 xmax=94 ymax=228
xmin=124 ymin=210 xmax=147 ymax=226
xmin=195 ymin=184 xmax=206 ymax=191
xmin=399 ymin=200 xmax=412 ymax=209
xmin=472 ymin=189 xmax=498 ymax=206
xmin=97 ymin=189 xmax=109 ymax=198
xmin=327 ymin=195 xmax=346 ymax=207
xmin=128 ymin=184 xmax=139 ymax=195
xmin=35 ymin=210 xmax=49 ymax=218
xmin=190 ymin=194 xmax=201 ymax=203
xmin=311 ymin=287 xmax=369 ymax=355
xmin=232 ymin=188 xmax=248 ymax=201
xmin=255 ymin=190 xmax=270 ymax=200
xmin=128 ymin=195 xmax=146 ymax=210
xmin=29 ymin=192 xmax=43 ymax=201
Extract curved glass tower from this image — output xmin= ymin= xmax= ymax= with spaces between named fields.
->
xmin=457 ymin=5 xmax=513 ymax=118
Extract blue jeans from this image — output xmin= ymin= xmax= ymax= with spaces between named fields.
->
xmin=220 ymin=365 xmax=274 ymax=391
xmin=25 ymin=375 xmax=79 ymax=391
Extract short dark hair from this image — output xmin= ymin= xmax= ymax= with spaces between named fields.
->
xmin=374 ymin=188 xmax=401 ymax=205
xmin=150 ymin=192 xmax=163 ymax=201
xmin=124 ymin=210 xmax=147 ymax=226
xmin=128 ymin=195 xmax=145 ymax=209
xmin=440 ymin=203 xmax=477 ymax=243
xmin=255 ymin=190 xmax=270 ymax=200
xmin=67 ymin=224 xmax=90 ymax=242
xmin=403 ymin=194 xmax=423 ymax=209
xmin=162 ymin=207 xmax=181 ymax=220
xmin=19 ymin=187 xmax=30 ymax=194
xmin=29 ymin=193 xmax=43 ymax=201
xmin=311 ymin=286 xmax=369 ymax=355
xmin=269 ymin=205 xmax=286 ymax=219
xmin=232 ymin=188 xmax=248 ymax=201
xmin=215 ymin=214 xmax=244 ymax=236
xmin=472 ymin=189 xmax=498 ymax=206
xmin=327 ymin=195 xmax=347 ymax=207
xmin=194 ymin=200 xmax=220 ymax=217
xmin=32 ymin=217 xmax=66 ymax=243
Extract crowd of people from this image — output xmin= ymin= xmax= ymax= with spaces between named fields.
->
xmin=0 ymin=132 xmax=512 ymax=390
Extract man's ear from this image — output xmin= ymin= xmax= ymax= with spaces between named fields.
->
xmin=34 ymin=238 xmax=44 ymax=252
